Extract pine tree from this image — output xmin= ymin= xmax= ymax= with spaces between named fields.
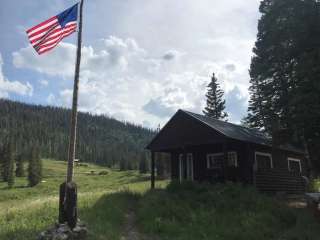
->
xmin=203 ymin=73 xmax=228 ymax=120
xmin=15 ymin=154 xmax=25 ymax=177
xmin=6 ymin=143 xmax=15 ymax=188
xmin=28 ymin=146 xmax=42 ymax=187
xmin=37 ymin=153 xmax=43 ymax=181
xmin=127 ymin=160 xmax=133 ymax=170
xmin=246 ymin=0 xmax=300 ymax=133
xmin=0 ymin=145 xmax=4 ymax=182
xmin=1 ymin=142 xmax=10 ymax=182
xmin=246 ymin=0 xmax=320 ymax=173
xmin=139 ymin=152 xmax=148 ymax=174
xmin=119 ymin=157 xmax=126 ymax=171
xmin=0 ymin=142 xmax=15 ymax=188
xmin=156 ymin=153 xmax=165 ymax=178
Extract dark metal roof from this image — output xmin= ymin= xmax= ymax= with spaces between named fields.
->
xmin=182 ymin=110 xmax=305 ymax=154
xmin=183 ymin=110 xmax=271 ymax=145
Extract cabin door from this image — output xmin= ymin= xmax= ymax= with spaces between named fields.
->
xmin=179 ymin=153 xmax=194 ymax=181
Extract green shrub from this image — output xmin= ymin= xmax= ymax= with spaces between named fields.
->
xmin=28 ymin=147 xmax=42 ymax=187
xmin=310 ymin=179 xmax=320 ymax=192
xmin=98 ymin=170 xmax=109 ymax=175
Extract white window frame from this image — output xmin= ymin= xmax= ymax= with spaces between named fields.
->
xmin=227 ymin=151 xmax=238 ymax=167
xmin=288 ymin=157 xmax=302 ymax=173
xmin=207 ymin=153 xmax=224 ymax=169
xmin=254 ymin=151 xmax=273 ymax=170
xmin=206 ymin=152 xmax=238 ymax=169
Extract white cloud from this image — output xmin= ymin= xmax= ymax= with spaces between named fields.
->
xmin=225 ymin=86 xmax=249 ymax=123
xmin=13 ymin=43 xmax=76 ymax=78
xmin=11 ymin=0 xmax=261 ymax=127
xmin=0 ymin=53 xmax=33 ymax=98
xmin=12 ymin=34 xmax=253 ymax=127
xmin=13 ymin=36 xmax=146 ymax=79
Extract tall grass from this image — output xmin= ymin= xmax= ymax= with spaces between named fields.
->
xmin=0 ymin=159 xmax=160 ymax=240
xmin=137 ymin=181 xmax=320 ymax=240
xmin=1 ymin=160 xmax=319 ymax=240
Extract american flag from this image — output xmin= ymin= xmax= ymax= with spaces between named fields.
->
xmin=26 ymin=4 xmax=78 ymax=55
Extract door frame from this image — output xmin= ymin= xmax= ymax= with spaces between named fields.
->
xmin=179 ymin=153 xmax=194 ymax=182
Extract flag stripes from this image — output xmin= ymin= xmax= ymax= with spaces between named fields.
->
xmin=37 ymin=24 xmax=77 ymax=55
xmin=26 ymin=4 xmax=78 ymax=55
xmin=26 ymin=16 xmax=57 ymax=34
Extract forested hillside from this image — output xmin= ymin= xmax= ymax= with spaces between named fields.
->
xmin=0 ymin=99 xmax=155 ymax=169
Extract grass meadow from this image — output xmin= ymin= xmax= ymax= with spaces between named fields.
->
xmin=0 ymin=159 xmax=166 ymax=239
xmin=1 ymin=159 xmax=320 ymax=240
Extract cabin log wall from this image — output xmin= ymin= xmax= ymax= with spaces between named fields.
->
xmin=169 ymin=142 xmax=307 ymax=194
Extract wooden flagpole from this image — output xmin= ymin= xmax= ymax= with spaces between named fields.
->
xmin=67 ymin=0 xmax=84 ymax=183
xmin=59 ymin=0 xmax=84 ymax=229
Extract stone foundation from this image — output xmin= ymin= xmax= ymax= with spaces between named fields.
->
xmin=38 ymin=221 xmax=87 ymax=240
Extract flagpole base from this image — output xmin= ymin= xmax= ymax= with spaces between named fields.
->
xmin=59 ymin=181 xmax=78 ymax=229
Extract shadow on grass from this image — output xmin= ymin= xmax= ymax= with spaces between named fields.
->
xmin=5 ymin=182 xmax=319 ymax=240
xmin=108 ymin=172 xmax=151 ymax=185
xmin=0 ymin=191 xmax=139 ymax=240
xmin=13 ymin=185 xmax=30 ymax=189
xmin=80 ymin=191 xmax=140 ymax=240
xmin=0 ymin=184 xmax=28 ymax=190
xmin=1 ymin=229 xmax=42 ymax=240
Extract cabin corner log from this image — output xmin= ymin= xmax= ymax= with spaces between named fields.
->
xmin=151 ymin=151 xmax=155 ymax=189
xmin=255 ymin=168 xmax=306 ymax=194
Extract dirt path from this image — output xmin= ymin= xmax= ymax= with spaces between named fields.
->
xmin=121 ymin=207 xmax=159 ymax=240
xmin=121 ymin=210 xmax=143 ymax=240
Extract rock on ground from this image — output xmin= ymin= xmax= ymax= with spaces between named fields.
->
xmin=38 ymin=221 xmax=87 ymax=240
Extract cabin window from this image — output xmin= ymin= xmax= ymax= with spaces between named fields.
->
xmin=227 ymin=151 xmax=238 ymax=167
xmin=255 ymin=152 xmax=273 ymax=170
xmin=288 ymin=158 xmax=302 ymax=173
xmin=207 ymin=152 xmax=238 ymax=169
xmin=207 ymin=153 xmax=224 ymax=169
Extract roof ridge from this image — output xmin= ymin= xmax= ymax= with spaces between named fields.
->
xmin=180 ymin=109 xmax=228 ymax=138
xmin=181 ymin=109 xmax=263 ymax=134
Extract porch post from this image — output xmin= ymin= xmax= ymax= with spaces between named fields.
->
xmin=151 ymin=151 xmax=155 ymax=189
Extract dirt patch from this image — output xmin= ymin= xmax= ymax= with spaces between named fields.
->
xmin=287 ymin=200 xmax=307 ymax=208
xmin=121 ymin=210 xmax=141 ymax=240
xmin=283 ymin=194 xmax=308 ymax=209
xmin=121 ymin=209 xmax=158 ymax=240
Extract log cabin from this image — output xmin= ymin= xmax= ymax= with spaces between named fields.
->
xmin=146 ymin=109 xmax=309 ymax=194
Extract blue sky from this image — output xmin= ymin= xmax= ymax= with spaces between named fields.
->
xmin=0 ymin=0 xmax=261 ymax=128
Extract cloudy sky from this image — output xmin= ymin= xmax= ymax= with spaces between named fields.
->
xmin=0 ymin=0 xmax=261 ymax=128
